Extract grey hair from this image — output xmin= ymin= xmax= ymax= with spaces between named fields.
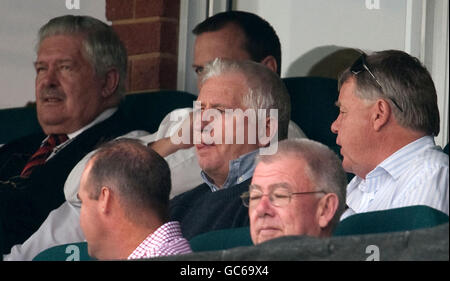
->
xmin=36 ymin=15 xmax=128 ymax=98
xmin=200 ymin=58 xmax=291 ymax=140
xmin=256 ymin=138 xmax=347 ymax=231
xmin=339 ymin=49 xmax=440 ymax=136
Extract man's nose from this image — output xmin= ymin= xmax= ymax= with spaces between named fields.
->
xmin=253 ymin=195 xmax=276 ymax=218
xmin=200 ymin=107 xmax=221 ymax=131
xmin=40 ymin=67 xmax=59 ymax=88
xmin=200 ymin=110 xmax=210 ymax=132
xmin=331 ymin=117 xmax=339 ymax=134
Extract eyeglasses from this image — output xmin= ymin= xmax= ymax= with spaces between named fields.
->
xmin=240 ymin=186 xmax=326 ymax=208
xmin=351 ymin=53 xmax=403 ymax=112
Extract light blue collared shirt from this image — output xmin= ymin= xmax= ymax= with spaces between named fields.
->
xmin=341 ymin=136 xmax=449 ymax=220
xmin=201 ymin=149 xmax=259 ymax=192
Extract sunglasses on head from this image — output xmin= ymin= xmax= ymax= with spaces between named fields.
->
xmin=350 ymin=53 xmax=403 ymax=112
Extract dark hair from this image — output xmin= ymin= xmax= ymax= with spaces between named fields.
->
xmin=87 ymin=139 xmax=171 ymax=224
xmin=193 ymin=11 xmax=281 ymax=76
xmin=339 ymin=49 xmax=440 ymax=136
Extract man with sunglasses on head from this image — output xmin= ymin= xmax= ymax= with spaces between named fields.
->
xmin=243 ymin=138 xmax=347 ymax=244
xmin=331 ymin=50 xmax=449 ymax=220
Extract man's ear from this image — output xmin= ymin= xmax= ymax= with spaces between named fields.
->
xmin=101 ymin=68 xmax=120 ymax=98
xmin=260 ymin=56 xmax=278 ymax=74
xmin=316 ymin=193 xmax=339 ymax=229
xmin=258 ymin=115 xmax=278 ymax=148
xmin=98 ymin=186 xmax=113 ymax=215
xmin=372 ymin=99 xmax=391 ymax=131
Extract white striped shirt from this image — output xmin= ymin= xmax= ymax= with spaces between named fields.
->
xmin=341 ymin=136 xmax=449 ymax=220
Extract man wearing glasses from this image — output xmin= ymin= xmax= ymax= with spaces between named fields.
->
xmin=242 ymin=138 xmax=347 ymax=244
xmin=331 ymin=50 xmax=449 ymax=220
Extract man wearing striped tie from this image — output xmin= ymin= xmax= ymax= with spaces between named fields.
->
xmin=0 ymin=15 xmax=135 ymax=255
xmin=331 ymin=50 xmax=449 ymax=220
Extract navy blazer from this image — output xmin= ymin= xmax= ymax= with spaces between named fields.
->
xmin=0 ymin=108 xmax=134 ymax=254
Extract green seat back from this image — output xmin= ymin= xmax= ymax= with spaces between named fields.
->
xmin=282 ymin=77 xmax=355 ymax=182
xmin=282 ymin=77 xmax=339 ymax=154
xmin=120 ymin=90 xmax=196 ymax=134
xmin=33 ymin=242 xmax=93 ymax=261
xmin=0 ymin=106 xmax=41 ymax=144
xmin=0 ymin=90 xmax=197 ymax=144
xmin=333 ymin=205 xmax=449 ymax=236
xmin=189 ymin=227 xmax=253 ymax=252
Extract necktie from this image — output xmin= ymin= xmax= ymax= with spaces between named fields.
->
xmin=20 ymin=134 xmax=69 ymax=178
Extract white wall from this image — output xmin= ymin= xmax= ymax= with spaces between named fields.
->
xmin=177 ymin=0 xmax=209 ymax=96
xmin=423 ymin=0 xmax=449 ymax=149
xmin=0 ymin=0 xmax=107 ymax=109
xmin=233 ymin=0 xmax=449 ymax=146
xmin=1 ymin=0 xmax=448 ymax=146
xmin=236 ymin=0 xmax=408 ymax=77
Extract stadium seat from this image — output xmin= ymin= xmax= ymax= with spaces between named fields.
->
xmin=0 ymin=90 xmax=197 ymax=145
xmin=0 ymin=106 xmax=41 ymax=145
xmin=32 ymin=242 xmax=93 ymax=261
xmin=120 ymin=90 xmax=196 ymax=134
xmin=189 ymin=227 xmax=253 ymax=252
xmin=282 ymin=76 xmax=339 ymax=154
xmin=333 ymin=205 xmax=449 ymax=236
xmin=282 ymin=77 xmax=354 ymax=181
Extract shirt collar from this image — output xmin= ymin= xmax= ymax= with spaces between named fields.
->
xmin=128 ymin=221 xmax=184 ymax=259
xmin=41 ymin=108 xmax=118 ymax=161
xmin=374 ymin=136 xmax=435 ymax=180
xmin=201 ymin=149 xmax=259 ymax=192
xmin=348 ymin=136 xmax=436 ymax=195
xmin=67 ymin=107 xmax=117 ymax=140
xmin=41 ymin=107 xmax=118 ymax=146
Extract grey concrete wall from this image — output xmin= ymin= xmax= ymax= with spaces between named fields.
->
xmin=155 ymin=223 xmax=449 ymax=261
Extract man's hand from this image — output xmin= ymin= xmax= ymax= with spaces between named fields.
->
xmin=149 ymin=112 xmax=194 ymax=157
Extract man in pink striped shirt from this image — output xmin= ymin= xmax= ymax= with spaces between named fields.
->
xmin=77 ymin=139 xmax=191 ymax=260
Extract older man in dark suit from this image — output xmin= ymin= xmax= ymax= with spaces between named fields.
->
xmin=0 ymin=15 xmax=134 ymax=255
